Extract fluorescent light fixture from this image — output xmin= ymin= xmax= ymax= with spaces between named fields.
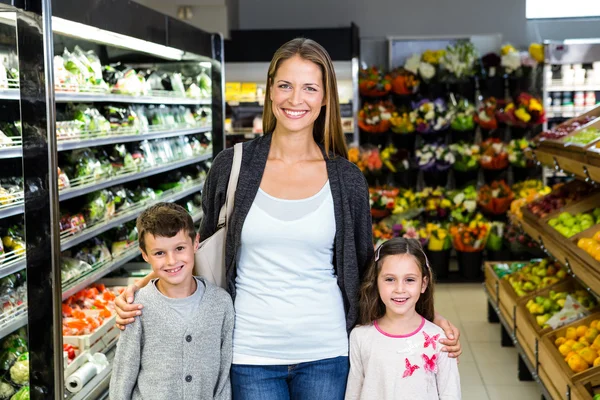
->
xmin=526 ymin=0 xmax=600 ymax=19
xmin=52 ymin=17 xmax=186 ymax=60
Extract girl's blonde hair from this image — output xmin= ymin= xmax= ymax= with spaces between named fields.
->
xmin=263 ymin=38 xmax=348 ymax=158
xmin=359 ymin=238 xmax=435 ymax=325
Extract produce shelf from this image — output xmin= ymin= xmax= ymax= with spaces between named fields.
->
xmin=0 ymin=202 xmax=24 ymax=220
xmin=0 ymin=303 xmax=27 ymax=340
xmin=0 ymin=144 xmax=22 ymax=159
xmin=0 ymin=88 xmax=18 ymax=101
xmin=60 ymin=180 xmax=205 ymax=251
xmin=531 ymin=147 xmax=600 ymax=184
xmin=55 ymin=92 xmax=211 ymax=106
xmin=0 ymin=256 xmax=25 ymax=280
xmin=483 ymin=285 xmax=555 ymax=400
xmin=59 ymin=153 xmax=211 ymax=201
xmin=57 ymin=125 xmax=212 ymax=152
xmin=66 ymin=342 xmax=116 ymax=400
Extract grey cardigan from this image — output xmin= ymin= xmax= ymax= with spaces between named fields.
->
xmin=109 ymin=279 xmax=234 ymax=400
xmin=200 ymin=133 xmax=374 ymax=331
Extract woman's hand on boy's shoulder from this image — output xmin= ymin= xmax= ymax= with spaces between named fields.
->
xmin=434 ymin=314 xmax=462 ymax=360
xmin=115 ymin=283 xmax=143 ymax=330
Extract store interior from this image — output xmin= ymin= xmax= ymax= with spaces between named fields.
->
xmin=1 ymin=0 xmax=600 ymax=399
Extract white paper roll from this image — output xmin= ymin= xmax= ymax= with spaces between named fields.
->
xmin=65 ymin=362 xmax=98 ymax=393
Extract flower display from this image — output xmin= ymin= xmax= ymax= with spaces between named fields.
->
xmin=426 ymin=223 xmax=452 ymax=251
xmin=398 ymin=219 xmax=429 ymax=248
xmin=450 ymin=217 xmax=491 ymax=252
xmin=372 ymin=220 xmax=396 ymax=246
xmin=449 ymin=186 xmax=478 ymax=223
xmin=390 ymin=68 xmax=420 ymax=95
xmin=497 ymin=93 xmax=545 ymax=127
xmin=478 ymin=180 xmax=515 ymax=215
xmin=392 ymin=189 xmax=422 ymax=215
xmin=417 ymin=187 xmax=453 ymax=220
xmin=529 ymin=43 xmax=544 ymax=63
xmin=504 ymin=223 xmax=540 ymax=253
xmin=369 ymin=187 xmax=398 ymax=219
xmin=359 ymin=66 xmax=391 ymax=97
xmin=416 ymin=143 xmax=455 ymax=171
xmin=481 ymin=52 xmax=502 ymax=78
xmin=381 ymin=144 xmax=411 ymax=173
xmin=440 ymin=41 xmax=479 ymax=80
xmin=410 ymin=99 xmax=451 ymax=133
xmin=480 ymin=138 xmax=509 ymax=170
xmin=404 ymin=50 xmax=445 ymax=82
xmin=348 ymin=146 xmax=363 ymax=171
xmin=450 ymin=142 xmax=480 ymax=171
xmin=389 ymin=111 xmax=415 ymax=134
xmin=358 ymin=101 xmax=393 ymax=133
xmin=507 ymin=138 xmax=534 ymax=168
xmin=449 ymin=99 xmax=476 ymax=132
xmin=486 ymin=221 xmax=506 ymax=251
xmin=349 ymin=145 xmax=383 ymax=176
xmin=500 ymin=44 xmax=521 ymax=74
xmin=474 ymin=97 xmax=499 ymax=130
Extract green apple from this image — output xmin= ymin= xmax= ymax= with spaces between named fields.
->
xmin=559 ymin=212 xmax=573 ymax=223
xmin=593 ymin=208 xmax=600 ymax=218
xmin=564 ymin=218 xmax=575 ymax=228
xmin=548 ymin=218 xmax=560 ymax=227
xmin=581 ymin=219 xmax=594 ymax=231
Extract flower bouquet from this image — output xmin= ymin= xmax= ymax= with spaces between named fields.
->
xmin=480 ymin=52 xmax=504 ymax=98
xmin=440 ymin=41 xmax=479 ymax=100
xmin=416 ymin=143 xmax=455 ymax=187
xmin=417 ymin=187 xmax=452 ymax=221
xmin=424 ymin=222 xmax=453 ymax=279
xmin=390 ymin=67 xmax=420 ymax=96
xmin=450 ymin=142 xmax=480 ymax=187
xmin=404 ymin=50 xmax=445 ymax=98
xmin=389 ymin=111 xmax=416 ymax=150
xmin=369 ymin=187 xmax=398 ymax=220
xmin=358 ymin=101 xmax=393 ymax=133
xmin=448 ymin=99 xmax=476 ymax=143
xmin=392 ymin=189 xmax=423 ymax=217
xmin=474 ymin=97 xmax=503 ymax=139
xmin=398 ymin=219 xmax=429 ymax=248
xmin=361 ymin=146 xmax=384 ymax=186
xmin=348 ymin=145 xmax=365 ymax=172
xmin=477 ymin=180 xmax=514 ymax=215
xmin=501 ymin=44 xmax=541 ymax=99
xmin=486 ymin=221 xmax=511 ymax=261
xmin=372 ymin=220 xmax=398 ymax=247
xmin=497 ymin=93 xmax=546 ymax=138
xmin=359 ymin=66 xmax=391 ymax=97
xmin=450 ymin=217 xmax=491 ymax=279
xmin=480 ymin=138 xmax=509 ymax=182
xmin=508 ymin=138 xmax=539 ymax=182
xmin=410 ymin=98 xmax=451 ymax=141
xmin=381 ymin=144 xmax=417 ymax=188
xmin=449 ymin=186 xmax=478 ymax=223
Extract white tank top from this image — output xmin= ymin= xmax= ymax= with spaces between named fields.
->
xmin=232 ymin=181 xmax=348 ymax=365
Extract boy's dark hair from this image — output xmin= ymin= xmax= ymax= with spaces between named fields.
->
xmin=359 ymin=237 xmax=435 ymax=325
xmin=137 ymin=202 xmax=196 ymax=252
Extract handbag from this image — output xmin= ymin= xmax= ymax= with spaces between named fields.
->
xmin=194 ymin=143 xmax=243 ymax=288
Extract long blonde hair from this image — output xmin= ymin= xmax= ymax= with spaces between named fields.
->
xmin=263 ymin=38 xmax=348 ymax=158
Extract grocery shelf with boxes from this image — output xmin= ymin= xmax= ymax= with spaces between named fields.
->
xmin=0 ymin=0 xmax=223 ymax=398
xmin=483 ymin=97 xmax=600 ymax=399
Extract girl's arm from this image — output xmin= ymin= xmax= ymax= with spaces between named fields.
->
xmin=433 ymin=313 xmax=462 ymax=358
xmin=214 ymin=299 xmax=235 ymax=400
xmin=109 ymin=314 xmax=143 ymax=399
xmin=436 ymin=350 xmax=461 ymax=399
xmin=344 ymin=330 xmax=365 ymax=400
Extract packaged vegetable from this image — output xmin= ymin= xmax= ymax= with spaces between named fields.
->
xmin=9 ymin=352 xmax=28 ymax=386
xmin=83 ymin=190 xmax=115 ymax=224
xmin=61 ymin=258 xmax=93 ymax=283
xmin=9 ymin=386 xmax=28 ymax=400
xmin=0 ymin=381 xmax=14 ymax=399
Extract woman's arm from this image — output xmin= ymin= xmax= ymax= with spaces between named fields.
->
xmin=114 ymin=272 xmax=156 ymax=329
xmin=434 ymin=312 xmax=462 ymax=358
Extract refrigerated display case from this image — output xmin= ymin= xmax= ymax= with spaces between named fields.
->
xmin=0 ymin=0 xmax=224 ymax=398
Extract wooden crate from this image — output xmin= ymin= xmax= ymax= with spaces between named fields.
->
xmin=539 ymin=313 xmax=600 ymax=400
xmin=539 ymin=364 xmax=569 ymax=400
xmin=574 ymin=372 xmax=600 ymax=400
xmin=516 ymin=279 xmax=595 ymax=367
xmin=570 ymin=224 xmax=600 ymax=292
xmin=556 ymin=118 xmax=600 ymax=154
xmin=499 ymin=279 xmax=518 ymax=331
xmin=485 ymin=261 xmax=522 ymax=305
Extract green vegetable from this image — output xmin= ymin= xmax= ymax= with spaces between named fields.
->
xmin=10 ymin=386 xmax=28 ymax=400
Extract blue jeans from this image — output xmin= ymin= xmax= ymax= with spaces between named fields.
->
xmin=231 ymin=356 xmax=349 ymax=400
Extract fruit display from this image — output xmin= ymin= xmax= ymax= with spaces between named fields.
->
xmin=503 ymin=259 xmax=566 ymax=297
xmin=525 ymin=289 xmax=597 ymax=328
xmin=578 ymin=231 xmax=600 ymax=262
xmin=492 ymin=261 xmax=528 ymax=279
xmin=548 ymin=209 xmax=600 ymax=238
xmin=1 ymin=226 xmax=24 ymax=258
xmin=564 ymin=127 xmax=600 ymax=146
xmin=509 ymin=180 xmax=551 ymax=219
xmin=536 ymin=115 xmax=596 ymax=141
xmin=526 ymin=181 xmax=594 ymax=219
xmin=553 ymin=319 xmax=600 ymax=373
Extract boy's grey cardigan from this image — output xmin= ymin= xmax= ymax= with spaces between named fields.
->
xmin=200 ymin=133 xmax=374 ymax=332
xmin=109 ymin=279 xmax=234 ymax=400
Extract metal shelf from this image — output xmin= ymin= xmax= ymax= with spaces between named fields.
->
xmin=61 ymin=181 xmax=204 ymax=251
xmin=0 ymin=306 xmax=27 ymax=341
xmin=0 ymin=146 xmax=22 ymax=159
xmin=0 ymin=202 xmax=24 ymax=220
xmin=59 ymin=153 xmax=211 ymax=201
xmin=0 ymin=258 xmax=25 ymax=280
xmin=55 ymin=92 xmax=211 ymax=106
xmin=483 ymin=285 xmax=554 ymax=400
xmin=547 ymin=84 xmax=600 ymax=92
xmin=57 ymin=126 xmax=212 ymax=152
xmin=0 ymin=88 xmax=19 ymax=100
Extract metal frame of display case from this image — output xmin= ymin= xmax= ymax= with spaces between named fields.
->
xmin=0 ymin=1 xmax=225 ymax=398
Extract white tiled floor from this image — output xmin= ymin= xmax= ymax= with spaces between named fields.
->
xmin=436 ymin=283 xmax=544 ymax=400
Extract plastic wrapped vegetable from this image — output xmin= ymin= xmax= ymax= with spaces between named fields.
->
xmin=10 ymin=352 xmax=28 ymax=385
xmin=0 ymin=336 xmax=26 ymax=371
xmin=0 ymin=380 xmax=14 ymax=400
xmin=61 ymin=258 xmax=93 ymax=283
xmin=2 ymin=227 xmax=25 ymax=256
xmin=63 ymin=49 xmax=91 ymax=85
xmin=109 ymin=144 xmax=136 ymax=172
xmin=83 ymin=190 xmax=115 ymax=224
xmin=9 ymin=386 xmax=28 ymax=400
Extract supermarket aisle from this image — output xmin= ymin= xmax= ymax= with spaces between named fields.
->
xmin=436 ymin=283 xmax=543 ymax=400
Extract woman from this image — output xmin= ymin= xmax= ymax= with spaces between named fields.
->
xmin=115 ymin=38 xmax=461 ymax=400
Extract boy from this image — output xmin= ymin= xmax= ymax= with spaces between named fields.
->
xmin=110 ymin=202 xmax=234 ymax=400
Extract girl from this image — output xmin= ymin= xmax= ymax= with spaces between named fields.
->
xmin=115 ymin=39 xmax=462 ymax=400
xmin=345 ymin=238 xmax=460 ymax=400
